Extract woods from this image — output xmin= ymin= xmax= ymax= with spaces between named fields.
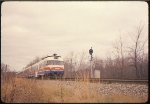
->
xmin=63 ymin=24 xmax=148 ymax=80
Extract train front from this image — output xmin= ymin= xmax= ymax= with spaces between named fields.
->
xmin=44 ymin=55 xmax=64 ymax=78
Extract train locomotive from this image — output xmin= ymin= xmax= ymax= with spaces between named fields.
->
xmin=24 ymin=54 xmax=64 ymax=78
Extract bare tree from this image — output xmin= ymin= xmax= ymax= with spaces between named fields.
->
xmin=128 ymin=24 xmax=147 ymax=79
xmin=113 ymin=35 xmax=125 ymax=79
xmin=64 ymin=52 xmax=77 ymax=78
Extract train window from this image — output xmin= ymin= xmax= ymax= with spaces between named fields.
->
xmin=44 ymin=61 xmax=47 ymax=65
xmin=47 ymin=60 xmax=53 ymax=65
xmin=32 ymin=65 xmax=37 ymax=70
xmin=59 ymin=61 xmax=64 ymax=65
xmin=47 ymin=60 xmax=64 ymax=65
xmin=54 ymin=61 xmax=58 ymax=65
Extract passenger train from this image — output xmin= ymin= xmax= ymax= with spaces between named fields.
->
xmin=22 ymin=54 xmax=64 ymax=78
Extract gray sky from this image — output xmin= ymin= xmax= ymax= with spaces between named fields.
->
xmin=1 ymin=1 xmax=148 ymax=71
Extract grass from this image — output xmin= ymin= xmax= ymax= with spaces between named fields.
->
xmin=1 ymin=77 xmax=44 ymax=103
xmin=1 ymin=75 xmax=148 ymax=103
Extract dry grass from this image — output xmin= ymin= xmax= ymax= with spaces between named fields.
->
xmin=1 ymin=77 xmax=44 ymax=103
xmin=1 ymin=75 xmax=147 ymax=103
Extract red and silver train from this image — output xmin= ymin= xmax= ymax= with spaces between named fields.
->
xmin=20 ymin=54 xmax=64 ymax=78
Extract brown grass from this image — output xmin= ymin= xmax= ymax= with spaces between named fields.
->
xmin=1 ymin=77 xmax=44 ymax=103
xmin=1 ymin=75 xmax=147 ymax=103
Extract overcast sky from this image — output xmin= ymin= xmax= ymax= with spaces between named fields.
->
xmin=1 ymin=1 xmax=148 ymax=71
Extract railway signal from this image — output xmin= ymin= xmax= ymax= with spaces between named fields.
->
xmin=89 ymin=47 xmax=94 ymax=78
xmin=89 ymin=47 xmax=93 ymax=55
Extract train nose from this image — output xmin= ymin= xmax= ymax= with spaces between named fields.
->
xmin=51 ymin=67 xmax=63 ymax=70
xmin=54 ymin=67 xmax=61 ymax=70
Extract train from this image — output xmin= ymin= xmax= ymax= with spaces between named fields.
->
xmin=19 ymin=54 xmax=64 ymax=78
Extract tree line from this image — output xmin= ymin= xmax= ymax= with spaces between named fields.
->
xmin=63 ymin=24 xmax=148 ymax=80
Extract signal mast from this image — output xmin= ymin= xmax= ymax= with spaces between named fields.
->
xmin=89 ymin=47 xmax=93 ymax=78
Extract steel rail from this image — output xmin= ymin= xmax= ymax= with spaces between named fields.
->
xmin=36 ymin=78 xmax=148 ymax=84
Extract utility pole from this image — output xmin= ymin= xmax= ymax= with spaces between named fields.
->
xmin=89 ymin=47 xmax=93 ymax=78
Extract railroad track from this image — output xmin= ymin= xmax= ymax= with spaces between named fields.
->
xmin=35 ymin=77 xmax=148 ymax=84
xmin=63 ymin=78 xmax=148 ymax=84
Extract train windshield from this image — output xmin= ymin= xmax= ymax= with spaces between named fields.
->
xmin=47 ymin=60 xmax=64 ymax=65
